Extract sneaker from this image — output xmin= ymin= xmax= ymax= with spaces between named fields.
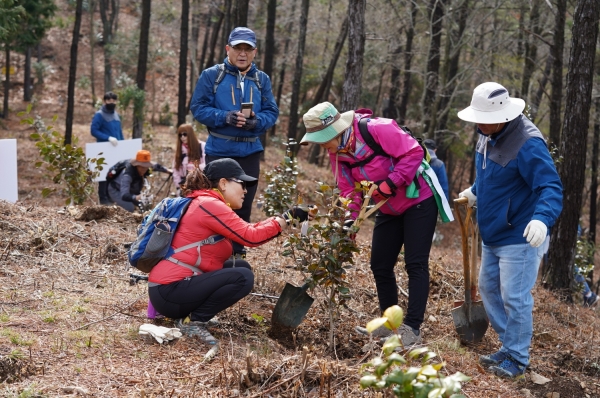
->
xmin=583 ymin=293 xmax=599 ymax=307
xmin=176 ymin=319 xmax=218 ymax=345
xmin=489 ymin=356 xmax=526 ymax=380
xmin=396 ymin=324 xmax=422 ymax=348
xmin=479 ymin=350 xmax=508 ymax=367
xmin=355 ymin=325 xmax=393 ymax=339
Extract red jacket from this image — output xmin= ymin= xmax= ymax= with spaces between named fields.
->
xmin=149 ymin=189 xmax=282 ymax=285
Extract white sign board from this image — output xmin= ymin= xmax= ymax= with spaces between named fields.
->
xmin=86 ymin=139 xmax=143 ymax=182
xmin=0 ymin=139 xmax=18 ymax=203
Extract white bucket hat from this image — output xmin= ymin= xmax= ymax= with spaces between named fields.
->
xmin=457 ymin=82 xmax=525 ymax=124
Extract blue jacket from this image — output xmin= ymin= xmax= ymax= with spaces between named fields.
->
xmin=471 ymin=115 xmax=563 ymax=246
xmin=427 ymin=149 xmax=449 ymax=200
xmin=190 ymin=58 xmax=279 ymax=157
xmin=91 ymin=106 xmax=123 ymax=142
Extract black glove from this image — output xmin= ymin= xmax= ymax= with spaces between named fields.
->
xmin=282 ymin=207 xmax=310 ymax=224
xmin=225 ymin=111 xmax=239 ymax=127
xmin=242 ymin=117 xmax=258 ymax=131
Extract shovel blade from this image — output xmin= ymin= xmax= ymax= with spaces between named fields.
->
xmin=271 ymin=283 xmax=314 ymax=330
xmin=451 ymin=301 xmax=489 ymax=344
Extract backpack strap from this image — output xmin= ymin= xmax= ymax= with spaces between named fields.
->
xmin=346 ymin=117 xmax=387 ymax=169
xmin=212 ymin=63 xmax=263 ymax=95
xmin=165 ymin=234 xmax=225 ymax=275
xmin=213 ymin=64 xmax=227 ymax=94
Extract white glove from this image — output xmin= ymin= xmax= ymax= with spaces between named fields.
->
xmin=139 ymin=323 xmax=182 ymax=344
xmin=523 ymin=220 xmax=547 ymax=248
xmin=458 ymin=187 xmax=477 ymax=207
xmin=108 ymin=136 xmax=118 ymax=147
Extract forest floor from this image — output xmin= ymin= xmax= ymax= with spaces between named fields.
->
xmin=0 ymin=118 xmax=599 ymax=397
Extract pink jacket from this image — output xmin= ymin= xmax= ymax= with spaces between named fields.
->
xmin=148 ymin=189 xmax=282 ymax=285
xmin=172 ymin=141 xmax=207 ymax=186
xmin=329 ymin=109 xmax=433 ymax=218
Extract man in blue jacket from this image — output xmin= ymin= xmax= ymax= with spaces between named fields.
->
xmin=190 ymin=27 xmax=279 ymax=258
xmin=423 ymin=139 xmax=449 ymax=200
xmin=458 ymin=82 xmax=563 ymax=380
xmin=91 ymin=91 xmax=124 ymax=205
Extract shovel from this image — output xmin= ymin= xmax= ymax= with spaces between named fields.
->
xmin=451 ymin=197 xmax=489 ymax=344
xmin=270 ymin=282 xmax=314 ymax=334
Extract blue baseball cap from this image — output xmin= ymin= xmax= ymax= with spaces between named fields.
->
xmin=228 ymin=27 xmax=257 ymax=48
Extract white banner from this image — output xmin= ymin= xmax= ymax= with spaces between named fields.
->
xmin=0 ymin=139 xmax=18 ymax=203
xmin=86 ymin=139 xmax=143 ymax=182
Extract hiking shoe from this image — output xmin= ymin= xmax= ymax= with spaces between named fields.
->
xmin=176 ymin=319 xmax=218 ymax=345
xmin=583 ymin=292 xmax=599 ymax=307
xmin=355 ymin=325 xmax=393 ymax=339
xmin=489 ymin=356 xmax=526 ymax=380
xmin=396 ymin=324 xmax=422 ymax=348
xmin=479 ymin=350 xmax=508 ymax=367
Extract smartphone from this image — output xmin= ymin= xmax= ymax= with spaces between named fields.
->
xmin=241 ymin=102 xmax=253 ymax=118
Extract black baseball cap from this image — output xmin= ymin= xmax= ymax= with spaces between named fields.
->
xmin=423 ymin=139 xmax=437 ymax=150
xmin=204 ymin=158 xmax=258 ymax=187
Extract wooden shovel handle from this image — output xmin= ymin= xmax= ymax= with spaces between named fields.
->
xmin=453 ymin=198 xmax=472 ymax=304
xmin=353 ymin=184 xmax=388 ymax=230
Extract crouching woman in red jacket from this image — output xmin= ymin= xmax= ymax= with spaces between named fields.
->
xmin=148 ymin=158 xmax=309 ymax=345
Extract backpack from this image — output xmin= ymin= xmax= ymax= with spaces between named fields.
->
xmin=212 ymin=63 xmax=264 ymax=95
xmin=127 ymin=196 xmax=224 ymax=273
xmin=346 ymin=117 xmax=431 ymax=170
xmin=106 ymin=159 xmax=130 ymax=181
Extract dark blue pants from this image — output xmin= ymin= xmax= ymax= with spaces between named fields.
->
xmin=149 ymin=260 xmax=254 ymax=322
xmin=206 ymin=151 xmax=262 ymax=255
xmin=370 ymin=196 xmax=438 ymax=330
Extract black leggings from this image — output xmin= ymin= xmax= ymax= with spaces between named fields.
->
xmin=206 ymin=152 xmax=262 ymax=255
xmin=149 ymin=260 xmax=254 ymax=322
xmin=370 ymin=196 xmax=438 ymax=330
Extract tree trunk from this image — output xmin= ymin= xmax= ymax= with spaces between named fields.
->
xmin=177 ymin=0 xmax=190 ymax=127
xmin=397 ymin=0 xmax=417 ymax=125
xmin=531 ymin=54 xmax=552 ymax=124
xmin=205 ymin=8 xmax=224 ymax=69
xmin=222 ymin=0 xmax=232 ymax=52
xmin=89 ymin=0 xmax=97 ymax=103
xmin=235 ymin=0 xmax=249 ymax=27
xmin=189 ymin=0 xmax=202 ymax=108
xmin=286 ymin=0 xmax=310 ymax=142
xmin=421 ymin=0 xmax=445 ymax=136
xmin=259 ymin=0 xmax=276 ymax=156
xmin=548 ymin=0 xmax=567 ymax=147
xmin=341 ymin=0 xmax=366 ymax=112
xmin=99 ymin=0 xmax=119 ymax=93
xmin=23 ymin=47 xmax=32 ymax=102
xmin=589 ymin=94 xmax=600 ymax=278
xmin=132 ymin=0 xmax=151 ymax=139
xmin=65 ymin=0 xmax=84 ymax=146
xmin=3 ymin=47 xmax=9 ymax=119
xmin=198 ymin=10 xmax=212 ymax=73
xmin=307 ymin=17 xmax=348 ymax=164
xmin=520 ymin=0 xmax=542 ymax=103
xmin=545 ymin=0 xmax=599 ymax=294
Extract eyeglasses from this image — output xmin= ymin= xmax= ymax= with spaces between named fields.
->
xmin=179 ymin=132 xmax=187 ymax=137
xmin=227 ymin=178 xmax=246 ymax=190
xmin=230 ymin=45 xmax=255 ymax=54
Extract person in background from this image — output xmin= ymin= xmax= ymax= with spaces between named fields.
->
xmin=574 ymin=225 xmax=599 ymax=307
xmin=300 ymin=102 xmax=452 ymax=348
xmin=190 ymin=26 xmax=279 ymax=259
xmin=108 ymin=150 xmax=171 ymax=212
xmin=423 ymin=139 xmax=449 ymax=200
xmin=173 ymin=124 xmax=206 ymax=196
xmin=457 ymin=82 xmax=563 ymax=380
xmin=148 ymin=158 xmax=311 ymax=344
xmin=91 ymin=91 xmax=123 ymax=205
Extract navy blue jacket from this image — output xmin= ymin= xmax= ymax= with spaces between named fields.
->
xmin=190 ymin=58 xmax=279 ymax=157
xmin=427 ymin=149 xmax=449 ymax=200
xmin=91 ymin=106 xmax=123 ymax=142
xmin=471 ymin=115 xmax=563 ymax=246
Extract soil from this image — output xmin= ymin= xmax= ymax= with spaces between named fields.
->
xmin=1 ymin=2 xmax=599 ymax=397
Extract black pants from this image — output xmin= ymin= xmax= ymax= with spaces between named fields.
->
xmin=149 ymin=260 xmax=254 ymax=322
xmin=206 ymin=151 xmax=262 ymax=255
xmin=370 ymin=196 xmax=438 ymax=330
xmin=98 ymin=181 xmax=111 ymax=203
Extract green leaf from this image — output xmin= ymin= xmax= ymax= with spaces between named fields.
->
xmin=382 ymin=305 xmax=404 ymax=329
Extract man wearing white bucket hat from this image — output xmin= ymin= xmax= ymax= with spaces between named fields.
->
xmin=457 ymin=82 xmax=563 ymax=379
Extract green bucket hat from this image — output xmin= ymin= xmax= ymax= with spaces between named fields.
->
xmin=300 ymin=102 xmax=355 ymax=145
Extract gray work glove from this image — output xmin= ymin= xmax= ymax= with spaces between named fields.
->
xmin=242 ymin=117 xmax=258 ymax=131
xmin=225 ymin=111 xmax=239 ymax=127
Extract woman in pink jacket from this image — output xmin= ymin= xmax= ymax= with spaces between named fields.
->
xmin=301 ymin=102 xmax=446 ymax=347
xmin=149 ymin=158 xmax=310 ymax=344
xmin=173 ymin=124 xmax=206 ymax=195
